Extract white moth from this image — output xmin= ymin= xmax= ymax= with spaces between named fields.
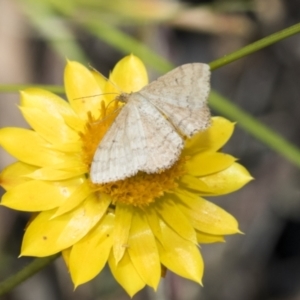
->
xmin=90 ymin=63 xmax=211 ymax=184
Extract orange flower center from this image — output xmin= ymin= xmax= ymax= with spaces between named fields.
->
xmin=80 ymin=100 xmax=186 ymax=207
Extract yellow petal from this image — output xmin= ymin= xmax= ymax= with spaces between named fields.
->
xmin=109 ymin=251 xmax=145 ymax=297
xmin=62 ymin=247 xmax=71 ymax=269
xmin=69 ymin=213 xmax=114 ymax=286
xmin=19 ymin=106 xmax=79 ymax=146
xmin=176 ymin=189 xmax=240 ymax=235
xmin=20 ymin=88 xmax=83 ymax=132
xmin=179 ymin=174 xmax=215 ymax=195
xmin=186 ymin=152 xmax=236 ymax=177
xmin=184 ymin=117 xmax=235 ymax=155
xmin=155 ymin=198 xmax=197 ymax=244
xmin=200 ymin=162 xmax=253 ymax=195
xmin=113 ymin=204 xmax=133 ymax=263
xmin=25 ymin=166 xmax=86 ymax=181
xmin=196 ymin=231 xmax=225 ymax=244
xmin=0 ymin=128 xmax=80 ymax=167
xmin=49 ymin=142 xmax=82 ymax=153
xmin=110 ymin=54 xmax=148 ymax=93
xmin=157 ymin=219 xmax=204 ymax=283
xmin=146 ymin=206 xmax=163 ymax=242
xmin=127 ymin=211 xmax=160 ymax=289
xmin=64 ymin=60 xmax=103 ymax=120
xmin=0 ymin=162 xmax=37 ymax=191
xmin=91 ymin=70 xmax=107 ymax=91
xmin=52 ymin=181 xmax=95 ymax=218
xmin=21 ymin=194 xmax=109 ymax=256
xmin=1 ymin=180 xmax=71 ymax=211
xmin=104 ymin=55 xmax=148 ymax=104
xmin=23 ymin=157 xmax=88 ymax=181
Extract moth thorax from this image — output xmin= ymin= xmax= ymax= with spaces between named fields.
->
xmin=116 ymin=93 xmax=130 ymax=103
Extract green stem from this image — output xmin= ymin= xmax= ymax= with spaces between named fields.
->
xmin=0 ymin=85 xmax=64 ymax=94
xmin=210 ymin=91 xmax=300 ymax=167
xmin=209 ymin=22 xmax=300 ymax=70
xmin=2 ymin=22 xmax=300 ymax=94
xmin=81 ymin=19 xmax=174 ymax=73
xmin=0 ymin=254 xmax=60 ymax=296
xmin=207 ymin=23 xmax=300 ymax=167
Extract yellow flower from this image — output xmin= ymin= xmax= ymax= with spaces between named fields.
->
xmin=0 ymin=55 xmax=252 ymax=297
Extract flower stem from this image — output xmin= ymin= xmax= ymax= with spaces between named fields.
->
xmin=84 ymin=21 xmax=300 ymax=73
xmin=0 ymin=85 xmax=64 ymax=94
xmin=209 ymin=91 xmax=300 ymax=167
xmin=207 ymin=22 xmax=300 ymax=167
xmin=0 ymin=254 xmax=60 ymax=296
xmin=82 ymin=19 xmax=174 ymax=73
xmin=209 ymin=22 xmax=300 ymax=70
xmin=2 ymin=23 xmax=300 ymax=93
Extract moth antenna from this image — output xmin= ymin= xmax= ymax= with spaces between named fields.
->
xmin=88 ymin=63 xmax=108 ymax=80
xmin=73 ymin=92 xmax=119 ymax=101
xmin=88 ymin=63 xmax=123 ymax=93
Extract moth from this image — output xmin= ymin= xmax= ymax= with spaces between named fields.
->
xmin=90 ymin=63 xmax=211 ymax=184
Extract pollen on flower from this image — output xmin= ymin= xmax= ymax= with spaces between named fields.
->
xmin=79 ymin=100 xmax=120 ymax=169
xmin=80 ymin=99 xmax=186 ymax=207
xmin=97 ymin=157 xmax=186 ymax=207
